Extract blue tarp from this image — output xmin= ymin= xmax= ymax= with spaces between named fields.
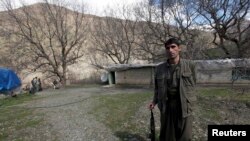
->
xmin=0 ymin=68 xmax=21 ymax=94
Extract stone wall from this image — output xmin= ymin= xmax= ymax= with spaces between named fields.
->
xmin=109 ymin=59 xmax=250 ymax=87
xmin=196 ymin=59 xmax=250 ymax=85
xmin=115 ymin=67 xmax=154 ymax=86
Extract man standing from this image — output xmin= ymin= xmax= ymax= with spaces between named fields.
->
xmin=29 ymin=77 xmax=38 ymax=94
xmin=149 ymin=38 xmax=197 ymax=141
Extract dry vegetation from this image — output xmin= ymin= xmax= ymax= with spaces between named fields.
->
xmin=0 ymin=86 xmax=249 ymax=141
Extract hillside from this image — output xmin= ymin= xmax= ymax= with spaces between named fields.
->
xmin=0 ymin=3 xmax=99 ymax=85
xmin=0 ymin=2 xmax=215 ymax=86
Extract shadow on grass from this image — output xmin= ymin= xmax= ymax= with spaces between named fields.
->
xmin=114 ymin=131 xmax=148 ymax=141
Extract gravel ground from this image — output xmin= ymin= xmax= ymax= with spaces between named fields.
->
xmin=7 ymin=86 xmax=249 ymax=141
xmin=21 ymin=86 xmax=153 ymax=141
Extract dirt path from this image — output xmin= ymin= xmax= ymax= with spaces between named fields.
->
xmin=22 ymin=86 xmax=152 ymax=141
xmin=9 ymin=86 xmax=250 ymax=141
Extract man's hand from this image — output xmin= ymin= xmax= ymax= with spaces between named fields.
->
xmin=148 ymin=102 xmax=155 ymax=110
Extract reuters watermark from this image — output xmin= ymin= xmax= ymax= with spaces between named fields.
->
xmin=208 ymin=125 xmax=249 ymax=140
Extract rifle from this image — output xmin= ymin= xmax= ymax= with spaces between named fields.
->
xmin=148 ymin=109 xmax=155 ymax=141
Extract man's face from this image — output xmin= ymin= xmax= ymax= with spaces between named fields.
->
xmin=165 ymin=43 xmax=181 ymax=59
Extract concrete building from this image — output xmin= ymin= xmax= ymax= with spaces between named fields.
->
xmin=106 ymin=64 xmax=157 ymax=87
xmin=106 ymin=59 xmax=250 ymax=87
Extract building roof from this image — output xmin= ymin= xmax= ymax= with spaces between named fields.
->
xmin=105 ymin=63 xmax=158 ymax=71
xmin=105 ymin=58 xmax=250 ymax=71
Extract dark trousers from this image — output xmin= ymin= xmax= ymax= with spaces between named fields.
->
xmin=159 ymin=100 xmax=192 ymax=141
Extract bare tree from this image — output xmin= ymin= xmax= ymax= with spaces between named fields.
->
xmin=1 ymin=0 xmax=89 ymax=86
xmin=197 ymin=0 xmax=250 ymax=58
xmin=90 ymin=4 xmax=138 ymax=66
xmin=134 ymin=0 xmax=202 ymax=61
xmin=134 ymin=21 xmax=165 ymax=63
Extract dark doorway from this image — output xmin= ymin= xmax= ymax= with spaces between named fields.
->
xmin=109 ymin=71 xmax=116 ymax=84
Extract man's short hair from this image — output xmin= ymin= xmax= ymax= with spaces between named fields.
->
xmin=164 ymin=38 xmax=181 ymax=47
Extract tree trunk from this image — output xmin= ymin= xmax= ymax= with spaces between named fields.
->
xmin=61 ymin=63 xmax=67 ymax=87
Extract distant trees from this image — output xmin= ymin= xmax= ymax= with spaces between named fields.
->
xmin=1 ymin=0 xmax=89 ymax=86
xmin=133 ymin=0 xmax=207 ymax=60
xmin=197 ymin=0 xmax=250 ymax=58
xmin=133 ymin=0 xmax=250 ymax=59
xmin=1 ymin=0 xmax=250 ymax=85
xmin=90 ymin=5 xmax=138 ymax=67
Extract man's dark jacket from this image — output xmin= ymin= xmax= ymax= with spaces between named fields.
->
xmin=153 ymin=59 xmax=197 ymax=118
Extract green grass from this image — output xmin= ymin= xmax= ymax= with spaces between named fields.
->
xmin=196 ymin=87 xmax=250 ymax=124
xmin=65 ymin=83 xmax=102 ymax=89
xmin=198 ymin=88 xmax=231 ymax=97
xmin=90 ymin=87 xmax=250 ymax=141
xmin=198 ymin=87 xmax=250 ymax=102
xmin=0 ymin=86 xmax=249 ymax=140
xmin=0 ymin=93 xmax=39 ymax=107
xmin=199 ymin=104 xmax=222 ymax=121
xmin=89 ymin=92 xmax=152 ymax=140
xmin=0 ymin=94 xmax=44 ymax=140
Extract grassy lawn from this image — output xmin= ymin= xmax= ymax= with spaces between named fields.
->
xmin=198 ymin=87 xmax=250 ymax=102
xmin=0 ymin=94 xmax=44 ymax=140
xmin=0 ymin=86 xmax=249 ymax=141
xmin=194 ymin=87 xmax=250 ymax=140
xmin=198 ymin=87 xmax=250 ymax=121
xmin=90 ymin=92 xmax=152 ymax=140
xmin=90 ymin=87 xmax=250 ymax=141
xmin=197 ymin=87 xmax=250 ymax=122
